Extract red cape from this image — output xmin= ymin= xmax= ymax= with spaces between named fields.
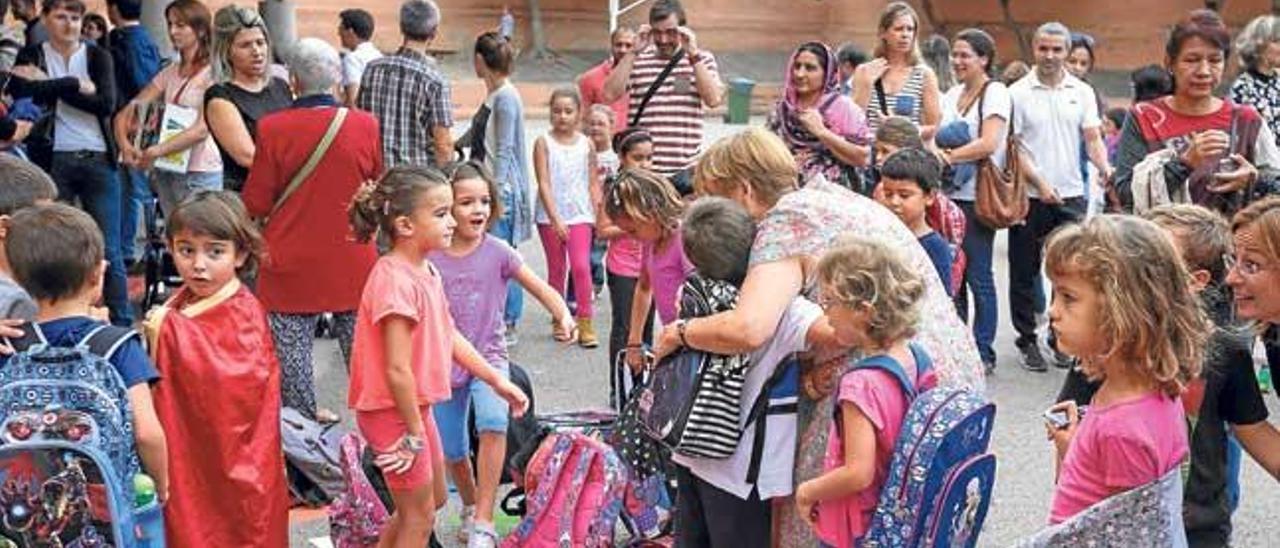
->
xmin=146 ymin=281 xmax=289 ymax=548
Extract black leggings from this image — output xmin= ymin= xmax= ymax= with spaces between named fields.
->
xmin=607 ymin=271 xmax=653 ymax=404
xmin=674 ymin=465 xmax=771 ymax=547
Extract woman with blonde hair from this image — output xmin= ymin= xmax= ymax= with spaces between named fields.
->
xmin=651 ymin=127 xmax=981 ymax=546
xmin=851 ymin=1 xmax=942 ymax=137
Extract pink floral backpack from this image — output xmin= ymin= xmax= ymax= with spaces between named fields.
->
xmin=926 ymin=193 xmax=968 ymax=294
xmin=502 ymin=432 xmax=627 ymax=547
xmin=328 ymin=432 xmax=390 ymax=548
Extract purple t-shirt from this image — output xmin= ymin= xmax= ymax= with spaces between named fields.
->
xmin=643 ymin=230 xmax=695 ymax=325
xmin=429 ymin=236 xmax=523 ymax=386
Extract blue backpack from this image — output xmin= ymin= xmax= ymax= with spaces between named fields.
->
xmin=854 ymin=344 xmax=997 ymax=548
xmin=0 ymin=323 xmax=164 ymax=547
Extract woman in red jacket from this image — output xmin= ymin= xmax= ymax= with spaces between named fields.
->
xmin=242 ymin=37 xmax=381 ymax=422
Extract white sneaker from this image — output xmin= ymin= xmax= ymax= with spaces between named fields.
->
xmin=468 ymin=523 xmax=499 ymax=548
xmin=457 ymin=505 xmax=475 ymax=544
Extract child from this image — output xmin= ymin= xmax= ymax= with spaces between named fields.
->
xmin=143 ymin=191 xmax=289 ymax=547
xmin=346 ymin=165 xmax=529 ymax=547
xmin=1055 ymin=204 xmax=1280 ymax=545
xmin=2 ymin=203 xmax=170 ymax=499
xmin=796 ymin=236 xmax=935 ymax=548
xmin=430 ymin=162 xmax=574 ymax=547
xmin=1043 ymin=215 xmax=1206 ymax=525
xmin=876 ymin=148 xmax=953 ymax=295
xmin=671 ymin=196 xmax=832 ymax=547
xmin=534 ymin=87 xmax=601 ymax=347
xmin=0 ymin=155 xmax=56 ymax=319
xmin=588 ymin=104 xmax=620 ymax=181
xmin=599 ymin=128 xmax=656 ymax=399
xmin=606 ymin=168 xmax=696 ymax=375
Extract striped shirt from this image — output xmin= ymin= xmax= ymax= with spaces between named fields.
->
xmin=866 ymin=64 xmax=926 ymax=132
xmin=627 ymin=48 xmax=719 ymax=175
xmin=357 ymin=48 xmax=453 ymax=169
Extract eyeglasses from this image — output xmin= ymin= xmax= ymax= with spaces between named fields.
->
xmin=1226 ymin=253 xmax=1269 ymax=277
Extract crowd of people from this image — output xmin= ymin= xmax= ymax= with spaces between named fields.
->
xmin=1 ymin=0 xmax=1280 ymax=546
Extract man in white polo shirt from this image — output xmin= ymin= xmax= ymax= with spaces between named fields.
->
xmin=1008 ymin=21 xmax=1113 ymax=372
xmin=337 ymin=9 xmax=381 ymax=106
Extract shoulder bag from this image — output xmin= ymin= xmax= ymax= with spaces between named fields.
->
xmin=264 ymin=107 xmax=349 ymax=223
xmin=973 ymin=84 xmax=1031 ymax=229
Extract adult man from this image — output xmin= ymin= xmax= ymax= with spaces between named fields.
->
xmin=578 ymin=26 xmax=636 ymax=130
xmin=12 ymin=0 xmax=46 ymax=47
xmin=11 ymin=0 xmax=129 ymax=326
xmin=602 ymin=0 xmax=723 ymax=182
xmin=357 ymin=0 xmax=453 ymax=168
xmin=1008 ymin=22 xmax=1113 ymax=372
xmin=105 ymin=0 xmax=160 ymax=270
xmin=338 ymin=9 xmax=381 ymax=106
xmin=835 ymin=42 xmax=867 ymax=97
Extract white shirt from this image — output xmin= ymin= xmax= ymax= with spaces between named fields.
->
xmin=43 ymin=42 xmax=105 ymax=152
xmin=1009 ymin=70 xmax=1101 ymax=199
xmin=939 ymin=80 xmax=1012 ymax=201
xmin=341 ymin=41 xmax=383 ymax=88
xmin=673 ymin=298 xmax=822 ymax=501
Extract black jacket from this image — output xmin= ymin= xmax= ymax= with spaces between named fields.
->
xmin=8 ymin=41 xmax=119 ymax=164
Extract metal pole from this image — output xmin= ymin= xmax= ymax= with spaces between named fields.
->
xmin=610 ymin=0 xmax=619 ymax=32
xmin=141 ymin=0 xmax=172 ymax=59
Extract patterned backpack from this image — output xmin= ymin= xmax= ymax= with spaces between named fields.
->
xmin=329 ymin=433 xmax=389 ymax=548
xmin=926 ymin=193 xmax=968 ymax=295
xmin=0 ymin=323 xmax=165 ymax=547
xmin=502 ymin=432 xmax=627 ymax=548
xmin=859 ymin=345 xmax=997 ymax=548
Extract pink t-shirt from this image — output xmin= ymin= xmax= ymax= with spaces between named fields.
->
xmin=347 ymin=255 xmax=454 ymax=411
xmin=642 ymin=230 xmax=695 ymax=325
xmin=1049 ymin=391 xmax=1189 ymax=524
xmin=816 ymin=352 xmax=937 ymax=548
xmin=607 ymin=236 xmax=644 ymax=277
xmin=151 ymin=63 xmax=221 ymax=173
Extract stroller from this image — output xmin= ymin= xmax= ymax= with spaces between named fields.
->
xmin=141 ymin=196 xmax=183 ymax=311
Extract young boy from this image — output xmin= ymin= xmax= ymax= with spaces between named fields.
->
xmin=3 ymin=203 xmax=170 ymax=499
xmin=0 ymin=154 xmax=57 ymax=319
xmin=670 ymin=196 xmax=833 ymax=547
xmin=876 ymin=148 xmax=953 ymax=295
xmin=1056 ymin=204 xmax=1280 ymax=546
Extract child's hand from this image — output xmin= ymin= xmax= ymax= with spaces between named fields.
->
xmin=624 ymin=346 xmax=649 ymax=374
xmin=551 ymin=219 xmax=569 ymax=242
xmin=795 ymin=482 xmax=819 ymax=528
xmin=497 ymin=378 xmax=531 ymax=417
xmin=551 ymin=314 xmax=576 ymax=343
xmin=373 ymin=435 xmax=419 ymax=475
xmin=1044 ymin=401 xmax=1080 ymax=455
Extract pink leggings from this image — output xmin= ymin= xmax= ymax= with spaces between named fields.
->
xmin=537 ymin=223 xmax=594 ymax=318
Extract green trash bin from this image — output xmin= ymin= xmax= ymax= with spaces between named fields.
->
xmin=726 ymin=77 xmax=755 ymax=124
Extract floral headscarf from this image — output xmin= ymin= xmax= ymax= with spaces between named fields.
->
xmin=775 ymin=41 xmax=841 ymax=150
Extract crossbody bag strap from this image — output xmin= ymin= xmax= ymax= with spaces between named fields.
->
xmin=874 ymin=77 xmax=889 ymax=115
xmin=267 ymin=107 xmax=348 ymax=220
xmin=630 ymin=48 xmax=686 ymax=128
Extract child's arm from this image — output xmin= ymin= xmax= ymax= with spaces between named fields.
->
xmin=452 ymin=331 xmax=530 ymax=416
xmin=624 ymin=270 xmax=655 ymax=372
xmin=512 ymin=264 xmax=575 ymax=341
xmin=587 ymin=141 xmax=603 ymax=219
xmin=380 ymin=315 xmax=427 ymax=438
xmin=1234 ymin=420 xmax=1280 ymax=481
xmin=129 ymin=385 xmax=169 ymax=502
xmin=533 ymin=137 xmax=564 ymax=238
xmin=795 ymin=401 xmax=877 ymax=524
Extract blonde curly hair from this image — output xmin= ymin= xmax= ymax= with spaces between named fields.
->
xmin=816 ymin=236 xmax=925 ymax=349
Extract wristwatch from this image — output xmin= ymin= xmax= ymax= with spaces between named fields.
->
xmin=403 ymin=434 xmax=425 ymax=454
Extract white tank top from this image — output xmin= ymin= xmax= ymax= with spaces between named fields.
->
xmin=536 ymin=132 xmax=595 ymax=225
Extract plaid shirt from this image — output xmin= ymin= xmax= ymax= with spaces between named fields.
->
xmin=357 ymin=47 xmax=453 ymax=168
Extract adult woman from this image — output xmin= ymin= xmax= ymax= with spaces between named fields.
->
xmin=654 ymin=128 xmax=982 ymax=546
xmin=1115 ymin=9 xmax=1280 ymax=216
xmin=851 ymin=1 xmax=941 ymax=137
xmin=82 ymin=12 xmax=107 ymax=47
xmin=459 ymin=31 xmax=532 ymax=343
xmin=1066 ymin=32 xmax=1108 ymax=214
xmin=1229 ymin=197 xmax=1280 ymax=401
xmin=116 ymin=0 xmax=221 ymax=214
xmin=922 ymin=34 xmax=955 ymax=92
xmin=204 ymin=5 xmax=291 ymax=191
xmin=766 ymin=41 xmax=869 ymax=191
xmin=934 ymin=28 xmax=1008 ymax=372
xmin=241 ymin=38 xmax=380 ymax=421
xmin=1230 ymin=15 xmax=1280 ymax=146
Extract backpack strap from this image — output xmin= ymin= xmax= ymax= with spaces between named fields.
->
xmin=630 ymin=48 xmax=686 ymax=128
xmin=745 ymin=353 xmax=800 ymax=484
xmin=849 ymin=342 xmax=932 ymax=402
xmin=874 ymin=77 xmax=889 ymax=116
xmin=6 ymin=321 xmax=44 ymax=353
xmin=76 ymin=324 xmax=141 ymax=361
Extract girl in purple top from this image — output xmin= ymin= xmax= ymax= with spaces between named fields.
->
xmin=606 ymin=168 xmax=696 ymax=374
xmin=429 ymin=162 xmax=575 ymax=546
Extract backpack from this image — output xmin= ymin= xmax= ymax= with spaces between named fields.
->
xmin=925 ymin=193 xmax=968 ymax=295
xmin=281 ymin=407 xmax=347 ymax=506
xmin=329 ymin=433 xmax=389 ymax=548
xmin=0 ymin=323 xmax=165 ymax=547
xmin=502 ymin=432 xmax=627 ymax=548
xmin=858 ymin=345 xmax=997 ymax=548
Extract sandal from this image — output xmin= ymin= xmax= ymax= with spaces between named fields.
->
xmin=315 ymin=408 xmax=341 ymax=424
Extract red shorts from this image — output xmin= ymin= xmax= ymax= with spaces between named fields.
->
xmin=356 ymin=405 xmax=441 ymax=491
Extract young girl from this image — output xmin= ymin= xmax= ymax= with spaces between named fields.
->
xmin=347 ymin=166 xmax=530 ymax=547
xmin=430 ymin=162 xmax=574 ymax=546
xmin=599 ymin=129 xmax=656 ymax=399
xmin=796 ymin=237 xmax=935 ymax=548
xmin=145 ymin=191 xmax=289 ymax=547
xmin=606 ymin=168 xmax=695 ymax=375
xmin=534 ymin=88 xmax=601 ymax=348
xmin=1043 ymin=215 xmax=1207 ymax=525
xmin=588 ymin=104 xmax=620 ymax=182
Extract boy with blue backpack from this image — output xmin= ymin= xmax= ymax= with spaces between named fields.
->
xmin=1 ymin=203 xmax=169 ymax=502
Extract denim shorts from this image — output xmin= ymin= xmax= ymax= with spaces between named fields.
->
xmin=432 ymin=366 xmax=511 ymax=462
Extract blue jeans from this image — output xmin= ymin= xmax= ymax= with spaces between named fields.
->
xmin=119 ymin=167 xmax=149 ymax=262
xmin=433 ymin=367 xmax=511 ymax=463
xmin=489 ymin=213 xmax=523 ymax=327
xmin=953 ymin=200 xmax=998 ymax=364
xmin=51 ymin=152 xmax=133 ymax=326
